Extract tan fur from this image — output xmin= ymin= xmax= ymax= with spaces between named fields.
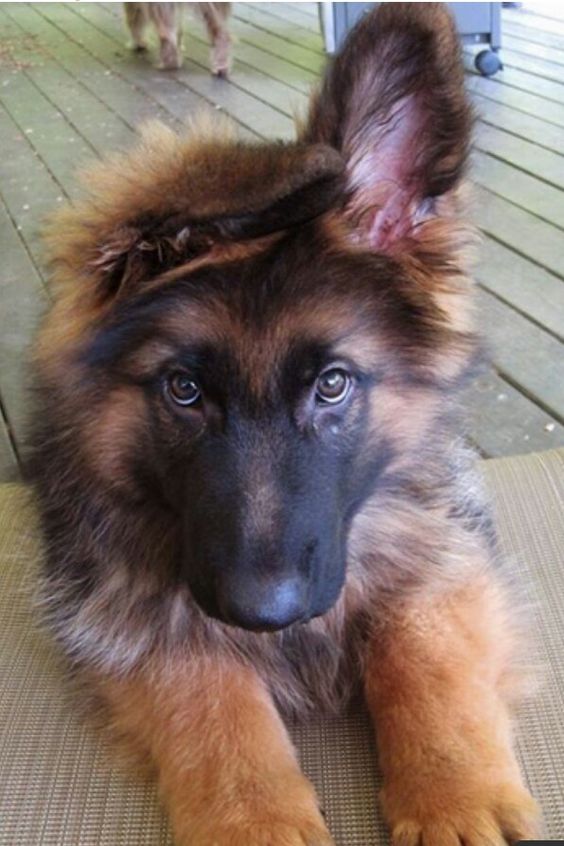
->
xmin=95 ymin=660 xmax=333 ymax=845
xmin=368 ymin=385 xmax=443 ymax=463
xmin=364 ymin=576 xmax=540 ymax=844
xmin=82 ymin=386 xmax=148 ymax=488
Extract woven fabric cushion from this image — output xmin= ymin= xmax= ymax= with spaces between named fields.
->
xmin=1 ymin=449 xmax=563 ymax=845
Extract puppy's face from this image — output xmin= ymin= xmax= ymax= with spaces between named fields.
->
xmin=41 ymin=4 xmax=472 ymax=632
xmin=82 ymin=228 xmax=441 ymax=631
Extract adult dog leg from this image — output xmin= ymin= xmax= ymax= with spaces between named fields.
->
xmin=365 ymin=576 xmax=540 ymax=846
xmin=197 ymin=3 xmax=232 ymax=77
xmin=124 ymin=3 xmax=149 ymax=51
xmin=149 ymin=3 xmax=183 ymax=70
xmin=100 ymin=658 xmax=333 ymax=845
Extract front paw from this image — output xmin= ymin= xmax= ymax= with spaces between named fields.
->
xmin=383 ymin=779 xmax=540 ymax=846
xmin=200 ymin=819 xmax=334 ymax=845
xmin=184 ymin=774 xmax=334 ymax=845
xmin=210 ymin=36 xmax=232 ymax=77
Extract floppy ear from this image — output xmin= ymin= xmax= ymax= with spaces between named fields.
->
xmin=301 ymin=3 xmax=472 ymax=252
xmin=44 ymin=118 xmax=345 ymax=305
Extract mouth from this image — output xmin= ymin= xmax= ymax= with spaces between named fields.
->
xmin=222 ymin=612 xmax=313 ymax=634
xmin=208 ymin=602 xmax=322 ymax=633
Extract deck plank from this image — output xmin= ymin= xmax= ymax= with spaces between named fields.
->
xmin=229 ymin=10 xmax=325 ymax=74
xmin=75 ymin=3 xmax=309 ymax=127
xmin=503 ymin=31 xmax=564 ymax=67
xmin=501 ymin=46 xmax=564 ymax=84
xmin=465 ymin=52 xmax=564 ymax=103
xmin=504 ymin=8 xmax=564 ymax=40
xmin=472 ymin=184 xmax=564 ymax=280
xmin=471 ymin=150 xmax=564 ymax=228
xmin=474 ymin=122 xmax=564 ymax=189
xmin=0 ymin=197 xmax=49 ymax=452
xmin=236 ymin=3 xmax=324 ymax=53
xmin=476 ymin=238 xmax=564 ymax=343
xmin=0 ymin=103 xmax=65 ymax=273
xmin=462 ymin=370 xmax=564 ymax=458
xmin=0 ymin=9 xmax=136 ymax=154
xmin=35 ymin=4 xmax=222 ymax=132
xmin=489 ymin=63 xmax=564 ymax=103
xmin=70 ymin=3 xmax=294 ymax=138
xmin=189 ymin=14 xmax=320 ymax=92
xmin=0 ymin=52 xmax=95 ymax=198
xmin=0 ymin=414 xmax=19 ymax=482
xmin=259 ymin=3 xmax=321 ymax=33
xmin=174 ymin=30 xmax=309 ymax=118
xmin=467 ymin=74 xmax=564 ymax=126
xmin=3 ymin=3 xmax=176 ymax=133
xmin=503 ymin=19 xmax=564 ymax=50
xmin=472 ymin=91 xmax=564 ymax=155
xmin=477 ymin=289 xmax=564 ymax=424
xmin=233 ymin=4 xmax=325 ymax=67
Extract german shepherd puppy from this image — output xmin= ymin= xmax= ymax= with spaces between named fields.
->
xmin=124 ymin=2 xmax=232 ymax=75
xmin=31 ymin=4 xmax=539 ymax=844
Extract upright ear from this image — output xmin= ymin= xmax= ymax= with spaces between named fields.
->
xmin=301 ymin=3 xmax=472 ymax=252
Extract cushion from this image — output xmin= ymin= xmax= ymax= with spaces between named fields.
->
xmin=1 ymin=449 xmax=563 ymax=844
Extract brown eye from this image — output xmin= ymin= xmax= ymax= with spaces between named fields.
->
xmin=167 ymin=372 xmax=201 ymax=407
xmin=315 ymin=369 xmax=351 ymax=405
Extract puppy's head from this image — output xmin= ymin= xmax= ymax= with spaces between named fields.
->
xmin=39 ymin=4 xmax=473 ymax=632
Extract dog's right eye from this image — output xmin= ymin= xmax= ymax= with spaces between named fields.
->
xmin=166 ymin=372 xmax=201 ymax=407
xmin=315 ymin=368 xmax=351 ymax=405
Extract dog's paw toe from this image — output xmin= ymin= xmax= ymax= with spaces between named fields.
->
xmin=201 ymin=820 xmax=334 ymax=845
xmin=493 ymin=784 xmax=541 ymax=842
xmin=388 ymin=783 xmax=540 ymax=846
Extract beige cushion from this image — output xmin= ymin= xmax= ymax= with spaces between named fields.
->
xmin=1 ymin=449 xmax=563 ymax=844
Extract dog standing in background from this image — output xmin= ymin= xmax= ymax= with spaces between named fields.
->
xmin=124 ymin=2 xmax=232 ymax=76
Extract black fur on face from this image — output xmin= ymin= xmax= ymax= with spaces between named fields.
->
xmin=70 ymin=223 xmax=445 ymax=632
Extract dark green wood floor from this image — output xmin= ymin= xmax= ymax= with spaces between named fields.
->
xmin=1 ymin=2 xmax=564 ymax=480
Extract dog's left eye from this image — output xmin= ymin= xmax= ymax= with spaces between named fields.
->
xmin=166 ymin=372 xmax=201 ymax=407
xmin=315 ymin=369 xmax=351 ymax=405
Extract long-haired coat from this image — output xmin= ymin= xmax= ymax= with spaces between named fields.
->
xmin=31 ymin=4 xmax=539 ymax=844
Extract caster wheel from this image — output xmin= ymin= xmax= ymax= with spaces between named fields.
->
xmin=475 ymin=49 xmax=502 ymax=77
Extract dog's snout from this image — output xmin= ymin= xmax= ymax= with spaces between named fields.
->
xmin=183 ymin=421 xmax=347 ymax=631
xmin=217 ymin=574 xmax=308 ymax=632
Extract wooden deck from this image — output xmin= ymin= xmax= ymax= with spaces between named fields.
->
xmin=1 ymin=2 xmax=564 ymax=480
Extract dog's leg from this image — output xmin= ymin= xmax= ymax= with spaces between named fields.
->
xmin=196 ymin=2 xmax=232 ymax=77
xmin=99 ymin=658 xmax=334 ymax=845
xmin=149 ymin=3 xmax=183 ymax=70
xmin=364 ymin=574 xmax=540 ymax=846
xmin=124 ymin=3 xmax=149 ymax=52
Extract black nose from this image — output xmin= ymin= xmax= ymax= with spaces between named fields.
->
xmin=217 ymin=575 xmax=308 ymax=632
